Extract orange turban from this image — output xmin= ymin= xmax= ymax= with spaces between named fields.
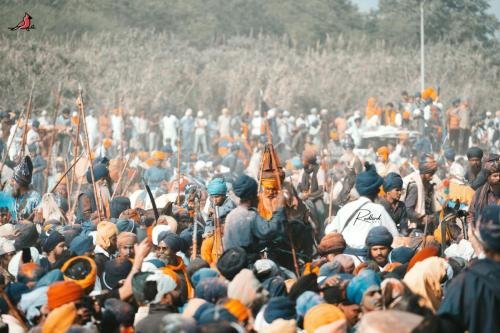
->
xmin=407 ymin=246 xmax=439 ymax=272
xmin=96 ymin=221 xmax=118 ymax=249
xmin=377 ymin=146 xmax=389 ymax=160
xmin=103 ymin=138 xmax=113 ymax=149
xmin=223 ymin=298 xmax=250 ymax=322
xmin=303 ymin=303 xmax=346 ymax=333
xmin=151 ymin=150 xmax=167 ymax=161
xmin=42 ymin=302 xmax=77 ymax=333
xmin=61 ymin=256 xmax=97 ymax=290
xmin=47 ymin=281 xmax=84 ymax=310
xmin=145 ymin=158 xmax=155 ymax=167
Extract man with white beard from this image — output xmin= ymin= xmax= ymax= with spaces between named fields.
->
xmin=161 ymin=111 xmax=178 ymax=147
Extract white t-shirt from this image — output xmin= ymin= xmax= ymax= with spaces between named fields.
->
xmin=325 ymin=196 xmax=398 ymax=249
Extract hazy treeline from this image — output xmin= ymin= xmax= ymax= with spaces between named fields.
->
xmin=0 ymin=0 xmax=498 ymax=116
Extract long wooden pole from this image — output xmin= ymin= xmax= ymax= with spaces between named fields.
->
xmin=19 ymin=81 xmax=35 ymax=159
xmin=43 ymin=82 xmax=62 ymax=193
xmin=120 ymin=168 xmax=137 ymax=196
xmin=0 ymin=107 xmax=26 ymax=179
xmin=76 ymin=84 xmax=103 ymax=222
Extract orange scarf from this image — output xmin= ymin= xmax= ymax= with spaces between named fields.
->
xmin=165 ymin=256 xmax=194 ymax=299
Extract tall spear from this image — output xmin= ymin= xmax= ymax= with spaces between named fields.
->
xmin=76 ymin=84 xmax=103 ymax=222
xmin=19 ymin=81 xmax=35 ymax=159
xmin=44 ymin=82 xmax=62 ymax=192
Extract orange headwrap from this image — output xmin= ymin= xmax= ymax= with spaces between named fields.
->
xmin=103 ymin=138 xmax=113 ymax=149
xmin=47 ymin=281 xmax=84 ymax=310
xmin=96 ymin=221 xmax=118 ymax=250
xmin=42 ymin=302 xmax=77 ymax=333
xmin=407 ymin=246 xmax=439 ymax=272
xmin=304 ymin=303 xmax=346 ymax=333
xmin=117 ymin=232 xmax=137 ymax=247
xmin=151 ymin=150 xmax=167 ymax=161
xmin=223 ymin=298 xmax=250 ymax=322
xmin=61 ymin=256 xmax=97 ymax=290
xmin=377 ymin=146 xmax=389 ymax=160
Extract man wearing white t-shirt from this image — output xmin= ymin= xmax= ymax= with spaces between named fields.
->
xmin=325 ymin=163 xmax=398 ymax=256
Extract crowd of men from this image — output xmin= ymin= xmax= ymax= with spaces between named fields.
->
xmin=0 ymin=89 xmax=498 ymax=333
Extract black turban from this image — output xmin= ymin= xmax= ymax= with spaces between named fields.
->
xmin=466 ymin=147 xmax=483 ymax=160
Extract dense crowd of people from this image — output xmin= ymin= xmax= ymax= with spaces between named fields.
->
xmin=0 ymin=89 xmax=498 ymax=333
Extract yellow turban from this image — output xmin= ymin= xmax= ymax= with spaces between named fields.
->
xmin=96 ymin=221 xmax=118 ymax=249
xmin=304 ymin=303 xmax=346 ymax=333
xmin=377 ymin=146 xmax=389 ymax=160
xmin=42 ymin=302 xmax=77 ymax=333
xmin=261 ymin=178 xmax=278 ymax=189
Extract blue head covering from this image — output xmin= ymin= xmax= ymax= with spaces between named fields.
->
xmin=69 ymin=234 xmax=94 ymax=256
xmin=296 ymin=291 xmax=323 ymax=317
xmin=365 ymin=226 xmax=393 ymax=248
xmin=477 ymin=204 xmax=500 ymax=252
xmin=444 ymin=147 xmax=456 ymax=162
xmin=388 ymin=246 xmax=415 ymax=264
xmin=0 ymin=192 xmax=17 ymax=221
xmin=191 ymin=268 xmax=220 ymax=288
xmin=383 ymin=172 xmax=403 ymax=192
xmin=355 ymin=163 xmax=383 ymax=196
xmin=346 ymin=269 xmax=381 ymax=305
xmin=207 ymin=178 xmax=227 ymax=196
xmin=157 ymin=231 xmax=188 ymax=253
xmin=263 ymin=296 xmax=296 ymax=323
xmin=291 ymin=157 xmax=303 ymax=169
xmin=35 ymin=269 xmax=63 ymax=288
xmin=195 ymin=277 xmax=227 ymax=304
xmin=233 ymin=175 xmax=258 ymax=199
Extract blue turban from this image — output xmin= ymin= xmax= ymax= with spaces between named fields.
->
xmin=198 ymin=306 xmax=236 ymax=325
xmin=207 ymin=178 xmax=227 ymax=196
xmin=191 ymin=268 xmax=220 ymax=288
xmin=233 ymin=175 xmax=258 ymax=199
xmin=263 ymin=296 xmax=296 ymax=323
xmin=355 ymin=163 xmax=383 ymax=197
xmin=195 ymin=277 xmax=227 ymax=304
xmin=69 ymin=234 xmax=94 ymax=256
xmin=346 ymin=269 xmax=381 ymax=305
xmin=296 ymin=291 xmax=323 ymax=317
xmin=466 ymin=147 xmax=483 ymax=159
xmin=444 ymin=147 xmax=456 ymax=162
xmin=116 ymin=218 xmax=137 ymax=234
xmin=261 ymin=276 xmax=287 ymax=297
xmin=365 ymin=226 xmax=393 ymax=248
xmin=383 ymin=172 xmax=403 ymax=192
xmin=478 ymin=205 xmax=500 ymax=252
xmin=388 ymin=246 xmax=415 ymax=264
xmin=291 ymin=157 xmax=303 ymax=169
xmin=157 ymin=231 xmax=188 ymax=253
